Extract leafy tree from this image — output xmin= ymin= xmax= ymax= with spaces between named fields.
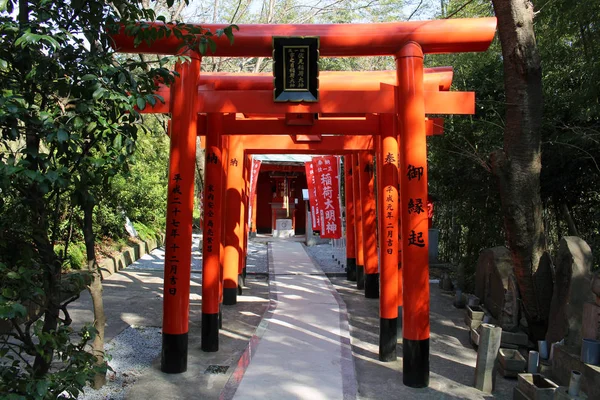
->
xmin=0 ymin=0 xmax=234 ymax=395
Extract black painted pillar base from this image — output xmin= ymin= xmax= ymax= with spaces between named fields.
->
xmin=223 ymin=287 xmax=237 ymax=305
xmin=201 ymin=313 xmax=219 ymax=352
xmin=379 ymin=318 xmax=397 ymax=362
xmin=397 ymin=306 xmax=403 ymax=337
xmin=403 ymin=338 xmax=429 ymax=388
xmin=161 ymin=333 xmax=188 ymax=373
xmin=365 ymin=273 xmax=379 ymax=299
xmin=218 ymin=307 xmax=223 ymax=329
xmin=346 ymin=258 xmax=357 ymax=281
xmin=238 ymin=274 xmax=244 ymax=295
xmin=356 ymin=265 xmax=365 ymax=290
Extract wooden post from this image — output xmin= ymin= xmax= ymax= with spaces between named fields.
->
xmin=352 ymin=153 xmax=365 ymax=289
xmin=161 ymin=56 xmax=200 ymax=373
xmin=223 ymin=135 xmax=244 ymax=305
xmin=360 ymin=151 xmax=379 ymax=298
xmin=201 ymin=113 xmax=224 ymax=352
xmin=378 ymin=114 xmax=399 ymax=361
xmin=343 ymin=155 xmax=357 ymax=281
xmin=397 ymin=42 xmax=430 ymax=387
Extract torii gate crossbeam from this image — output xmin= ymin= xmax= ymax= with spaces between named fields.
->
xmin=111 ymin=17 xmax=497 ymax=389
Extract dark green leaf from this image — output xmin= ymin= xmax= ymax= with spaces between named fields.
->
xmin=57 ymin=129 xmax=69 ymax=143
xmin=136 ymin=97 xmax=146 ymax=110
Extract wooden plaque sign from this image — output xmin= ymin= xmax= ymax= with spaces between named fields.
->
xmin=273 ymin=37 xmax=319 ymax=102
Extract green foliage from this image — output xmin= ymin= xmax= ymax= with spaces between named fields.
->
xmin=426 ymin=0 xmax=600 ymax=279
xmin=54 ymin=242 xmax=87 ymax=271
xmin=0 ymin=321 xmax=104 ymax=399
xmin=0 ymin=0 xmax=230 ymax=395
xmin=133 ymin=221 xmax=158 ymax=241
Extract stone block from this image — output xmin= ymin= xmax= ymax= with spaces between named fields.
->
xmin=99 ymin=258 xmax=117 ymax=279
xmin=499 ymin=348 xmax=526 ymax=372
xmin=465 ymin=315 xmax=482 ymax=330
xmin=471 ymin=328 xmax=480 ymax=348
xmin=474 ymin=324 xmax=502 ymax=394
xmin=496 ymin=360 xmax=519 ymax=379
xmin=513 ymin=386 xmax=529 ymax=400
xmin=581 ymin=302 xmax=600 ymax=341
xmin=274 ymin=219 xmax=294 ymax=238
xmin=546 ymin=237 xmax=594 ymax=347
xmin=517 ymin=373 xmax=558 ymax=400
xmin=501 ymin=330 xmax=529 ymax=347
xmin=468 ymin=304 xmax=485 ymax=321
xmin=551 ymin=344 xmax=600 ymax=400
xmin=553 ymin=386 xmax=588 ymax=400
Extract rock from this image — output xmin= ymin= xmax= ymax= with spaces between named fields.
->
xmin=592 ymin=272 xmax=600 ymax=306
xmin=546 ymin=237 xmax=594 ymax=347
xmin=475 ymin=247 xmax=513 ymax=318
xmin=440 ymin=272 xmax=453 ymax=291
xmin=475 ymin=247 xmax=523 ymax=333
xmin=500 ymin=272 xmax=520 ymax=332
xmin=581 ymin=302 xmax=600 ymax=341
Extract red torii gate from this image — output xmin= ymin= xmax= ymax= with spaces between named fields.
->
xmin=112 ymin=17 xmax=496 ymax=388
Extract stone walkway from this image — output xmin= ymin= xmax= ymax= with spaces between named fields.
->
xmin=229 ymin=241 xmax=357 ymax=400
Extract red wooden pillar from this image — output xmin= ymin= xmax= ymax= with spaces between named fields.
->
xmin=223 ymin=135 xmax=244 ymax=305
xmin=343 ymin=155 xmax=357 ymax=281
xmin=219 ymin=136 xmax=228 ymax=326
xmin=397 ymin=42 xmax=429 ymax=387
xmin=161 ymin=55 xmax=200 ymax=373
xmin=201 ymin=113 xmax=224 ymax=352
xmin=379 ymin=113 xmax=399 ymax=361
xmin=352 ymin=153 xmax=365 ymax=289
xmin=359 ymin=151 xmax=378 ymax=298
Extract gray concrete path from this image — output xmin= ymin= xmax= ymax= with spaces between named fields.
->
xmin=231 ymin=241 xmax=357 ymax=400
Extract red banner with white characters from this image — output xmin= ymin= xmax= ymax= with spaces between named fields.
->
xmin=313 ymin=156 xmax=342 ymax=239
xmin=249 ymin=159 xmax=261 ymax=203
xmin=248 ymin=159 xmax=261 ymax=226
xmin=305 ymin=161 xmax=321 ymax=231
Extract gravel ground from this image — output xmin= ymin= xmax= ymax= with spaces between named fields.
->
xmin=77 ymin=237 xmax=341 ymax=399
xmin=78 ymin=326 xmax=161 ymax=400
xmin=303 ymin=242 xmax=347 ymax=274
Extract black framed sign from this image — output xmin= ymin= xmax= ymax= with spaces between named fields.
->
xmin=272 ymin=36 xmax=319 ymax=102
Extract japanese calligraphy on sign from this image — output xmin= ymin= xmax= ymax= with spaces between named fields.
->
xmin=165 ymin=173 xmax=184 ymax=296
xmin=247 ymin=159 xmax=262 ymax=227
xmin=273 ymin=37 xmax=319 ymax=102
xmin=312 ymin=156 xmax=342 ymax=239
xmin=304 ymin=161 xmax=321 ymax=232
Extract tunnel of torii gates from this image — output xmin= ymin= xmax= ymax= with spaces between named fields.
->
xmin=112 ymin=16 xmax=496 ymax=388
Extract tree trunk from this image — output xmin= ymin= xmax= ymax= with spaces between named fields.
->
xmin=490 ymin=0 xmax=548 ymax=340
xmin=82 ymin=195 xmax=107 ymax=389
xmin=560 ymin=203 xmax=579 ymax=236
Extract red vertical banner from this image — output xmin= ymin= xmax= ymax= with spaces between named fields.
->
xmin=247 ymin=158 xmax=261 ymax=228
xmin=304 ymin=161 xmax=321 ymax=231
xmin=313 ymin=155 xmax=342 ymax=239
